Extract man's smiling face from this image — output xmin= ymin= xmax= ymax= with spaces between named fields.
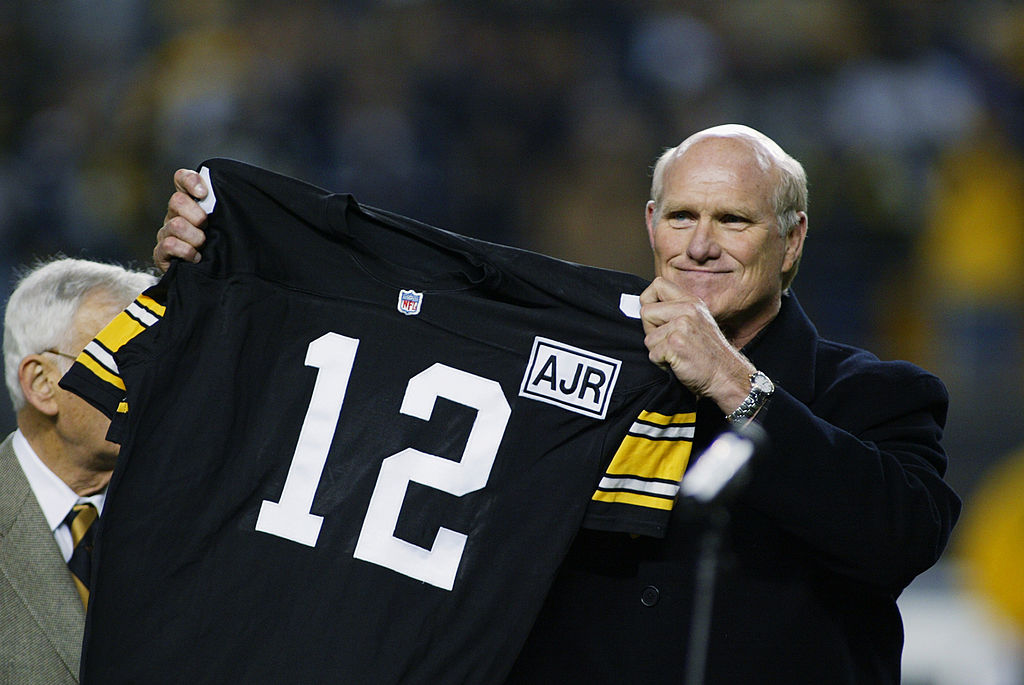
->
xmin=645 ymin=135 xmax=805 ymax=343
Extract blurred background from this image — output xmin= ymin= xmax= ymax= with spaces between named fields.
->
xmin=2 ymin=1 xmax=1023 ymax=681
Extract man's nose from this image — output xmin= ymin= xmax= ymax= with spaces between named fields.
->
xmin=686 ymin=219 xmax=721 ymax=261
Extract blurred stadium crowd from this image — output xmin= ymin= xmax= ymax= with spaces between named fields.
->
xmin=3 ymin=1 xmax=1024 ymax=679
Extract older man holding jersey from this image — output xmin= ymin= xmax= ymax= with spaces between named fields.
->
xmin=155 ymin=124 xmax=959 ymax=684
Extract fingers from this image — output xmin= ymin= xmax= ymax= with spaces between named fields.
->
xmin=163 ymin=190 xmax=205 ymax=226
xmin=156 ymin=170 xmax=209 ymax=272
xmin=639 ymin=277 xmax=701 ymax=310
xmin=639 ymin=277 xmax=701 ymax=331
xmin=173 ymin=168 xmax=207 ymax=199
xmin=153 ymin=234 xmax=202 ymax=272
xmin=639 ymin=276 xmax=681 ymax=306
xmin=155 ymin=208 xmax=206 ymax=273
xmin=640 ymin=281 xmax=690 ymax=367
xmin=638 ymin=277 xmax=736 ymax=397
xmin=163 ymin=170 xmax=209 ymax=244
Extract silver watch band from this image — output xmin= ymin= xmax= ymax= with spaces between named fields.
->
xmin=725 ymin=371 xmax=774 ymax=424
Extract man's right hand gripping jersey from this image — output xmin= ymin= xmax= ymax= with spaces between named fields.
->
xmin=61 ymin=159 xmax=697 ymax=685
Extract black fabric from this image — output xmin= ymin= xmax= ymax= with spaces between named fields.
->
xmin=63 ymin=159 xmax=696 ymax=685
xmin=507 ymin=292 xmax=961 ymax=685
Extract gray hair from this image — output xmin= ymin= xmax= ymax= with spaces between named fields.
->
xmin=3 ymin=257 xmax=157 ymax=412
xmin=650 ymin=124 xmax=808 ymax=237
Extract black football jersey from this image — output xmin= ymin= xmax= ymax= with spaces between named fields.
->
xmin=61 ymin=158 xmax=696 ymax=684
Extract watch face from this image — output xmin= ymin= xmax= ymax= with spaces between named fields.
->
xmin=752 ymin=372 xmax=774 ymax=393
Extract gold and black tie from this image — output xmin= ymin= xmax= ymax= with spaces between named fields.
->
xmin=65 ymin=503 xmax=98 ymax=607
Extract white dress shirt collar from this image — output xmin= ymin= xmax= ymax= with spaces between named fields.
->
xmin=12 ymin=428 xmax=105 ymax=533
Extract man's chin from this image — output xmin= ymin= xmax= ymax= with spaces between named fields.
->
xmin=674 ymin=273 xmax=724 ymax=300
xmin=685 ymin=286 xmax=724 ymax=313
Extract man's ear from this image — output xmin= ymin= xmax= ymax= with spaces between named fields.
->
xmin=645 ymin=201 xmax=658 ymax=249
xmin=783 ymin=212 xmax=808 ymax=274
xmin=19 ymin=356 xmax=60 ymax=416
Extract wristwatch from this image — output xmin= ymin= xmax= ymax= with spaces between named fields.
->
xmin=725 ymin=370 xmax=774 ymax=424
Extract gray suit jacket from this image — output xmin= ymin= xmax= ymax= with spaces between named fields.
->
xmin=0 ymin=432 xmax=84 ymax=684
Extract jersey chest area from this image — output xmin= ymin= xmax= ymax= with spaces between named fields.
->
xmin=113 ymin=274 xmax=662 ymax=591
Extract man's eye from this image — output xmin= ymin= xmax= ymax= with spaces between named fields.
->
xmin=668 ymin=212 xmax=695 ymax=225
xmin=721 ymin=214 xmax=750 ymax=228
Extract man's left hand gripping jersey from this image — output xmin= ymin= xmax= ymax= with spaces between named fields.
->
xmin=61 ymin=159 xmax=696 ymax=685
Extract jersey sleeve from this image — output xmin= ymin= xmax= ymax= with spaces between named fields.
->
xmin=582 ymin=382 xmax=697 ymax=538
xmin=59 ymin=284 xmax=167 ymax=420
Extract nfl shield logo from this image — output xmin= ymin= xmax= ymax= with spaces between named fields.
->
xmin=397 ymin=289 xmax=423 ymax=316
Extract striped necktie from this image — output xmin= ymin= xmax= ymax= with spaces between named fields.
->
xmin=64 ymin=503 xmax=98 ymax=607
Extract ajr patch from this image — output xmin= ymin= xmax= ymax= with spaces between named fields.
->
xmin=519 ymin=337 xmax=621 ymax=419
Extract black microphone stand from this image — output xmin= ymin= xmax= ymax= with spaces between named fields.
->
xmin=679 ymin=423 xmax=767 ymax=685
xmin=683 ymin=502 xmax=730 ymax=685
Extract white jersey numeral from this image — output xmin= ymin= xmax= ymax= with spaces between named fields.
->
xmin=255 ymin=333 xmax=359 ymax=546
xmin=256 ymin=336 xmax=511 ymax=591
xmin=353 ymin=364 xmax=510 ymax=590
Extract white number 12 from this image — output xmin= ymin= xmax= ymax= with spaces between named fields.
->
xmin=255 ymin=333 xmax=511 ymax=591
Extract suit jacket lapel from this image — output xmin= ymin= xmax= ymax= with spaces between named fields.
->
xmin=0 ymin=433 xmax=85 ymax=677
xmin=745 ymin=292 xmax=818 ymax=405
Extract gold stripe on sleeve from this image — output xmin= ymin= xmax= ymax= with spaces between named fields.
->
xmin=77 ymin=353 xmax=127 ymax=391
